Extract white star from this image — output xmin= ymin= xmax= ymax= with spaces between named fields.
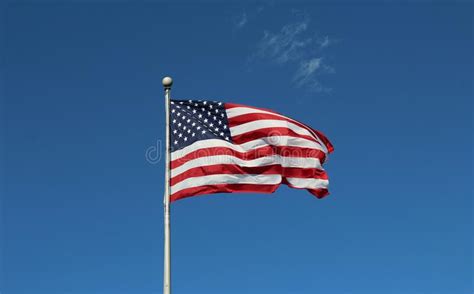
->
xmin=172 ymin=119 xmax=177 ymax=123
xmin=197 ymin=126 xmax=201 ymax=130
xmin=213 ymin=116 xmax=217 ymax=120
xmin=202 ymin=130 xmax=206 ymax=134
xmin=198 ymin=114 xmax=203 ymax=118
xmin=203 ymin=101 xmax=207 ymax=105
xmin=192 ymin=109 xmax=197 ymax=114
xmin=215 ymin=109 xmax=218 ymax=113
xmin=182 ymin=115 xmax=186 ymax=120
xmin=207 ymin=111 xmax=211 ymax=116
xmin=183 ymin=126 xmax=186 ymax=130
xmin=176 ymin=106 xmax=181 ymax=109
xmin=209 ymin=123 xmax=214 ymax=127
xmin=220 ymin=132 xmax=224 ymax=136
xmin=218 ymin=102 xmax=222 ymax=106
xmin=178 ymin=123 xmax=182 ymax=127
xmin=179 ymin=101 xmax=184 ymax=105
xmin=214 ymin=127 xmax=219 ymax=132
xmin=187 ymin=129 xmax=191 ymax=133
xmin=184 ymin=137 xmax=188 ymax=141
xmin=225 ymin=136 xmax=229 ymax=140
xmin=177 ymin=112 xmax=181 ymax=117
xmin=204 ymin=119 xmax=208 ymax=123
xmin=187 ymin=119 xmax=191 ymax=123
xmin=174 ymin=140 xmax=178 ymax=144
xmin=171 ymin=101 xmax=175 ymax=104
xmin=171 ymin=109 xmax=176 ymax=113
xmin=209 ymin=104 xmax=213 ymax=109
xmin=191 ymin=122 xmax=196 ymax=126
xmin=187 ymin=106 xmax=191 ymax=109
xmin=173 ymin=130 xmax=177 ymax=134
xmin=223 ymin=125 xmax=227 ymax=129
xmin=188 ymin=100 xmax=192 ymax=103
xmin=178 ymin=133 xmax=182 ymax=138
xmin=194 ymin=103 xmax=198 ymax=107
xmin=192 ymin=133 xmax=195 ymax=137
xmin=218 ymin=120 xmax=222 ymax=125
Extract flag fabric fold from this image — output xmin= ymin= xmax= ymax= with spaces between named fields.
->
xmin=169 ymin=99 xmax=334 ymax=202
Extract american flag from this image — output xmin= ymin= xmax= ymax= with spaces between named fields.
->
xmin=169 ymin=99 xmax=334 ymax=202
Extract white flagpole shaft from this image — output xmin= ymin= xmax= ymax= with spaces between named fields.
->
xmin=162 ymin=76 xmax=173 ymax=294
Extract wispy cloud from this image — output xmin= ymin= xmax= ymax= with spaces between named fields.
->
xmin=294 ymin=57 xmax=322 ymax=85
xmin=252 ymin=16 xmax=335 ymax=92
xmin=257 ymin=18 xmax=312 ymax=64
xmin=232 ymin=2 xmax=272 ymax=30
xmin=234 ymin=12 xmax=248 ymax=29
xmin=318 ymin=36 xmax=330 ymax=49
xmin=293 ymin=58 xmax=334 ymax=92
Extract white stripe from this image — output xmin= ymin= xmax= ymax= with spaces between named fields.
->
xmin=226 ymin=107 xmax=283 ymax=119
xmin=285 ymin=177 xmax=329 ymax=189
xmin=240 ymin=136 xmax=322 ymax=151
xmin=230 ymin=119 xmax=317 ymax=140
xmin=171 ymin=137 xmax=325 ymax=161
xmin=170 ymin=174 xmax=282 ymax=194
xmin=171 ymin=154 xmax=322 ymax=178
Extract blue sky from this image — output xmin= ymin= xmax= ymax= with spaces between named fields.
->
xmin=2 ymin=1 xmax=472 ymax=294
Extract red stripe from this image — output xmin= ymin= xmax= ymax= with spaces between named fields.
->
xmin=307 ymin=188 xmax=329 ymax=199
xmin=170 ymin=182 xmax=329 ymax=202
xmin=171 ymin=145 xmax=327 ymax=169
xmin=228 ymin=112 xmax=296 ymax=128
xmin=171 ymin=183 xmax=279 ymax=202
xmin=231 ymin=127 xmax=321 ymax=146
xmin=170 ymin=164 xmax=328 ymax=186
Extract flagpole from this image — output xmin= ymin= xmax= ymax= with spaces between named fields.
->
xmin=162 ymin=76 xmax=173 ymax=294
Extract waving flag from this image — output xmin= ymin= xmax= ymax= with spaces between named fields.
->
xmin=169 ymin=99 xmax=334 ymax=202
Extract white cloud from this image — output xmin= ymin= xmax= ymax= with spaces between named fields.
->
xmin=233 ymin=2 xmax=274 ymax=30
xmin=253 ymin=17 xmax=335 ymax=92
xmin=319 ymin=36 xmax=330 ymax=48
xmin=293 ymin=58 xmax=333 ymax=92
xmin=257 ymin=18 xmax=311 ymax=63
xmin=234 ymin=12 xmax=248 ymax=29
xmin=294 ymin=58 xmax=322 ymax=84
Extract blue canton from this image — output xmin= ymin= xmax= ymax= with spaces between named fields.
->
xmin=170 ymin=99 xmax=232 ymax=151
